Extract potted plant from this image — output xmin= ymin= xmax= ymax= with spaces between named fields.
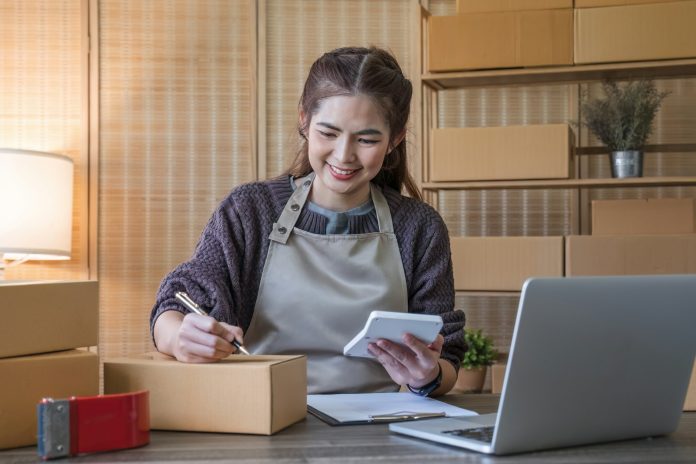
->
xmin=578 ymin=79 xmax=669 ymax=178
xmin=454 ymin=328 xmax=497 ymax=393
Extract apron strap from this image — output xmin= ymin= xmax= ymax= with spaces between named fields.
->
xmin=370 ymin=183 xmax=394 ymax=233
xmin=269 ymin=173 xmax=315 ymax=244
xmin=269 ymin=173 xmax=394 ymax=243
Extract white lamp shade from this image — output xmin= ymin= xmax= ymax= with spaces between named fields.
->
xmin=0 ymin=149 xmax=74 ymax=260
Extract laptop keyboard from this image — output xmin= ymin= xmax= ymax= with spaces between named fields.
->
xmin=442 ymin=426 xmax=495 ymax=443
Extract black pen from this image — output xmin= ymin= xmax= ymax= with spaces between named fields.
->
xmin=175 ymin=291 xmax=251 ymax=355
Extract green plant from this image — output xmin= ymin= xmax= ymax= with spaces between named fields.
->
xmin=461 ymin=328 xmax=497 ymax=370
xmin=578 ymin=79 xmax=670 ymax=152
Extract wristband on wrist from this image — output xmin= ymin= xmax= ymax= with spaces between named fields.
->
xmin=407 ymin=363 xmax=443 ymax=397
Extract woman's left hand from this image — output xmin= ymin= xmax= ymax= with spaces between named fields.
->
xmin=368 ymin=333 xmax=444 ymax=388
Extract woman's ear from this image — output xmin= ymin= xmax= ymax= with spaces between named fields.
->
xmin=299 ymin=110 xmax=309 ymax=136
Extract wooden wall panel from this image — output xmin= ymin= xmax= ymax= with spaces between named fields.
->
xmin=262 ymin=0 xmax=415 ymax=178
xmin=98 ymin=0 xmax=254 ymax=358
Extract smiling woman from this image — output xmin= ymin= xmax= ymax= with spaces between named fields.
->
xmin=150 ymin=46 xmax=466 ymax=397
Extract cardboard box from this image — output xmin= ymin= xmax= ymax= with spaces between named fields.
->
xmin=592 ymin=198 xmax=694 ymax=235
xmin=575 ymin=1 xmax=696 ymax=64
xmin=0 ymin=280 xmax=98 ymax=359
xmin=104 ymin=352 xmax=307 ymax=435
xmin=0 ymin=350 xmax=99 ymax=449
xmin=428 ymin=9 xmax=573 ymax=72
xmin=685 ymin=360 xmax=696 ymax=411
xmin=491 ymin=363 xmax=507 ymax=394
xmin=457 ymin=0 xmax=571 ymax=14
xmin=565 ymin=234 xmax=696 ymax=276
xmin=451 ymin=236 xmax=564 ymax=291
xmin=431 ymin=125 xmax=572 ymax=182
xmin=575 ymin=0 xmax=678 ymax=7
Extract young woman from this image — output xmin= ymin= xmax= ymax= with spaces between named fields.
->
xmin=151 ymin=46 xmax=466 ymax=396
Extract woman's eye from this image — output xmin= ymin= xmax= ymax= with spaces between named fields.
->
xmin=359 ymin=138 xmax=379 ymax=145
xmin=317 ymin=130 xmax=336 ymax=138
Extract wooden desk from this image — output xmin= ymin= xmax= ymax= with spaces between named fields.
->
xmin=2 ymin=394 xmax=695 ymax=463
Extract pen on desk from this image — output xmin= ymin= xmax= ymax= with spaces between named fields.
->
xmin=174 ymin=291 xmax=251 ymax=355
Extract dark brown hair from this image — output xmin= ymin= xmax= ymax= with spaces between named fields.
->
xmin=285 ymin=46 xmax=420 ymax=200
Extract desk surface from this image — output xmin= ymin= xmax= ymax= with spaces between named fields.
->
xmin=2 ymin=394 xmax=695 ymax=463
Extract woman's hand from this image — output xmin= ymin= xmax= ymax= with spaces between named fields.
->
xmin=368 ymin=333 xmax=444 ymax=388
xmin=154 ymin=310 xmax=244 ymax=363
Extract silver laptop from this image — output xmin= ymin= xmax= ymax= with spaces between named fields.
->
xmin=390 ymin=275 xmax=696 ymax=455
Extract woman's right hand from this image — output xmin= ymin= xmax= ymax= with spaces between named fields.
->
xmin=154 ymin=310 xmax=245 ymax=363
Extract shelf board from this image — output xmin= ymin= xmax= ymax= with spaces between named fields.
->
xmin=576 ymin=144 xmax=696 ymax=155
xmin=422 ymin=58 xmax=696 ymax=90
xmin=423 ymin=177 xmax=696 ymax=191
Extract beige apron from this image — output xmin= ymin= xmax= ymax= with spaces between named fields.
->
xmin=243 ymin=173 xmax=408 ymax=394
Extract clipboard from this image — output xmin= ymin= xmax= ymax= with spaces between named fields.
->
xmin=307 ymin=393 xmax=477 ymax=426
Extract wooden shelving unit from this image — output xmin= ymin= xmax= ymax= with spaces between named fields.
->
xmin=422 ymin=58 xmax=696 ymax=90
xmin=420 ymin=6 xmax=696 ymax=353
xmin=422 ymin=177 xmax=696 ymax=191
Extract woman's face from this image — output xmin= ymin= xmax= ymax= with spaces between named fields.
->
xmin=305 ymin=94 xmax=398 ymax=212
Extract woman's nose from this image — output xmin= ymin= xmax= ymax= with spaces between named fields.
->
xmin=335 ymin=137 xmax=356 ymax=163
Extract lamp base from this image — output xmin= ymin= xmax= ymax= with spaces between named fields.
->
xmin=0 ymin=256 xmax=30 ymax=280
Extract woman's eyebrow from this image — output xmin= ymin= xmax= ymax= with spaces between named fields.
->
xmin=317 ymin=121 xmax=383 ymax=136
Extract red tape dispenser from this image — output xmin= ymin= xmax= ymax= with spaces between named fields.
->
xmin=37 ymin=390 xmax=150 ymax=460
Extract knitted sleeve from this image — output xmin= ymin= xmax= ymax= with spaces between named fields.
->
xmin=392 ymin=195 xmax=466 ymax=372
xmin=149 ymin=196 xmax=244 ymax=344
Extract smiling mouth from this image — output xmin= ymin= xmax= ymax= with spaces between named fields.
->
xmin=328 ymin=164 xmax=360 ymax=176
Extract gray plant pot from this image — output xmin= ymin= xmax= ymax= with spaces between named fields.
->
xmin=610 ymin=150 xmax=643 ymax=178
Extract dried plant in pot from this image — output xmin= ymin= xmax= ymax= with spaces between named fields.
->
xmin=454 ymin=328 xmax=497 ymax=394
xmin=579 ymin=79 xmax=669 ymax=178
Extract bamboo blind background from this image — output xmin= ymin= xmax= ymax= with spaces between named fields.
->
xmin=98 ymin=0 xmax=254 ymax=358
xmin=1 ymin=0 xmax=88 ymax=281
xmin=263 ymin=0 xmax=415 ymax=178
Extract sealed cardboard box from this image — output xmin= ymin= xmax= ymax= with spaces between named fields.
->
xmin=576 ymin=0 xmax=678 ymax=7
xmin=0 ymin=350 xmax=99 ymax=449
xmin=431 ymin=124 xmax=572 ymax=182
xmin=565 ymin=234 xmax=696 ymax=276
xmin=575 ymin=1 xmax=696 ymax=64
xmin=428 ymin=9 xmax=573 ymax=72
xmin=0 ymin=280 xmax=98 ymax=359
xmin=685 ymin=360 xmax=696 ymax=411
xmin=457 ymin=0 xmax=571 ymax=14
xmin=592 ymin=198 xmax=694 ymax=235
xmin=451 ymin=236 xmax=564 ymax=291
xmin=104 ymin=352 xmax=307 ymax=435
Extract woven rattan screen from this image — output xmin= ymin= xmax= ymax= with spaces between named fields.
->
xmin=98 ymin=0 xmax=254 ymax=358
xmin=1 ymin=0 xmax=88 ymax=281
xmin=262 ymin=0 xmax=415 ymax=178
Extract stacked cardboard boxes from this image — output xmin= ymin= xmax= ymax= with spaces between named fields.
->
xmin=0 ymin=281 xmax=99 ymax=449
xmin=430 ymin=124 xmax=573 ymax=182
xmin=451 ymin=236 xmax=564 ymax=291
xmin=575 ymin=0 xmax=696 ymax=64
xmin=428 ymin=1 xmax=573 ymax=72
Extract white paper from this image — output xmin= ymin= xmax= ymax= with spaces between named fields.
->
xmin=307 ymin=392 xmax=478 ymax=423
